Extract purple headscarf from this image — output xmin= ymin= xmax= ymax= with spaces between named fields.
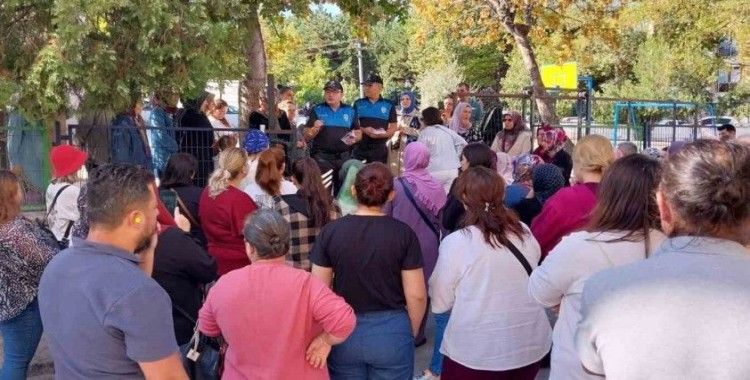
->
xmin=449 ymin=102 xmax=473 ymax=135
xmin=401 ymin=142 xmax=448 ymax=215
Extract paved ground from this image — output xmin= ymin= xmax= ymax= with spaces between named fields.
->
xmin=2 ymin=313 xmax=548 ymax=379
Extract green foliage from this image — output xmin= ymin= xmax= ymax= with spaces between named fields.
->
xmin=414 ymin=60 xmax=463 ymax=108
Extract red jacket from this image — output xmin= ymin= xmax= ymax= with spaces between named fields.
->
xmin=531 ymin=182 xmax=598 ymax=260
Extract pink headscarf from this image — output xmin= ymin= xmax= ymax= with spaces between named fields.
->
xmin=449 ymin=102 xmax=473 ymax=135
xmin=401 ymin=142 xmax=448 ymax=215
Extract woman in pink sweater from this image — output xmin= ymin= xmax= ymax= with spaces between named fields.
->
xmin=199 ymin=209 xmax=356 ymax=380
xmin=531 ymin=134 xmax=615 ymax=260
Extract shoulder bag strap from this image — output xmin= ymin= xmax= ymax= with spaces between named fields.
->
xmin=170 ymin=189 xmax=200 ymax=227
xmin=46 ymin=184 xmax=72 ymax=220
xmin=173 ymin=302 xmax=197 ymax=325
xmin=397 ymin=178 xmax=441 ymax=240
xmin=505 ymin=240 xmax=533 ymax=276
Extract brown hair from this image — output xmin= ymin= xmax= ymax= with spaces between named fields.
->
xmin=215 ymin=99 xmax=228 ymax=109
xmin=587 ymin=154 xmax=662 ymax=255
xmin=354 ymin=163 xmax=393 ymax=207
xmin=421 ymin=107 xmax=442 ymax=126
xmin=256 ymin=146 xmax=286 ymax=196
xmin=217 ymin=135 xmax=237 ymax=151
xmin=661 ymin=140 xmax=750 ymax=243
xmin=292 ymin=158 xmax=336 ymax=227
xmin=0 ymin=170 xmax=21 ymax=223
xmin=456 ymin=167 xmax=525 ymax=249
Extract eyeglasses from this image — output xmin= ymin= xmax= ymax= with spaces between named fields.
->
xmin=503 ymin=118 xmax=513 ymax=122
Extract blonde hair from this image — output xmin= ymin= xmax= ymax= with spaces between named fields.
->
xmin=573 ymin=134 xmax=615 ymax=176
xmin=208 ymin=147 xmax=247 ymax=197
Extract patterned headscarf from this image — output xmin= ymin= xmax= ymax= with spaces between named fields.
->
xmin=641 ymin=147 xmax=663 ymax=160
xmin=535 ymin=124 xmax=568 ymax=162
xmin=512 ymin=153 xmax=544 ymax=184
xmin=532 ymin=164 xmax=565 ymax=204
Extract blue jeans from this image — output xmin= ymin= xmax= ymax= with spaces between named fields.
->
xmin=329 ymin=309 xmax=414 ymax=380
xmin=0 ymin=299 xmax=43 ymax=380
xmin=429 ymin=311 xmax=451 ymax=375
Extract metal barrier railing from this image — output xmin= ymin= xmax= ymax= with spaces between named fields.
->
xmin=0 ymin=122 xmax=52 ymax=211
xmin=55 ymin=124 xmax=301 ymax=188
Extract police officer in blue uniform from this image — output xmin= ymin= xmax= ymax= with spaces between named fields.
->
xmin=303 ymin=80 xmax=361 ymax=194
xmin=352 ymin=73 xmax=398 ymax=164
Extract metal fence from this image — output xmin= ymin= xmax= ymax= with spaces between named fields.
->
xmin=472 ymin=90 xmax=725 ymax=149
xmin=55 ymin=124 xmax=301 ymax=188
xmin=0 ymin=120 xmax=52 ymax=211
xmin=3 ymin=93 xmax=735 ymax=211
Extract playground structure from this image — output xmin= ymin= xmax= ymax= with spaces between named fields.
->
xmin=474 ymin=75 xmax=728 ymax=150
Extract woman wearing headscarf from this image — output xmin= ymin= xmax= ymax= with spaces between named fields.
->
xmin=495 ymin=151 xmax=514 ymax=185
xmin=504 ymin=154 xmax=544 ymax=209
xmin=389 ymin=91 xmax=421 ymax=175
xmin=490 ymin=111 xmax=532 ymax=158
xmin=449 ymin=102 xmax=481 ymax=142
xmin=385 ymin=142 xmax=446 ymax=288
xmin=175 ymin=91 xmax=216 ymax=188
xmin=336 ymin=159 xmax=365 ymax=216
xmin=533 ymin=125 xmax=573 ymax=186
xmin=512 ymin=164 xmax=566 ymax=226
xmin=384 ymin=142 xmax=446 ymax=347
xmin=531 ymin=135 xmax=615 ymax=259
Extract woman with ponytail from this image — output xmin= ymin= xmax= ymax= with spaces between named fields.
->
xmin=429 ymin=167 xmax=551 ymax=379
xmin=243 ymin=146 xmax=297 ymax=209
xmin=273 ymin=158 xmax=341 ymax=271
xmin=199 ymin=147 xmax=258 ymax=276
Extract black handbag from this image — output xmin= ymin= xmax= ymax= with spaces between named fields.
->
xmin=173 ymin=303 xmax=224 ymax=380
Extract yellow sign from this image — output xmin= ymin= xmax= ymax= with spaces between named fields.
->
xmin=540 ymin=62 xmax=578 ymax=89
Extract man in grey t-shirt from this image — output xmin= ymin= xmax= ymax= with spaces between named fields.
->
xmin=39 ymin=164 xmax=187 ymax=379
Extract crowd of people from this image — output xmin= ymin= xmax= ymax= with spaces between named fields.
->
xmin=1 ymin=76 xmax=750 ymax=380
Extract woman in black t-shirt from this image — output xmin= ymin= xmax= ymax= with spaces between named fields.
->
xmin=311 ymin=163 xmax=426 ymax=380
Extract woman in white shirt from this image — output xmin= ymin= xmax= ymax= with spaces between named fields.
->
xmin=243 ymin=146 xmax=296 ymax=209
xmin=528 ymin=154 xmax=665 ymax=380
xmin=45 ymin=145 xmax=88 ymax=245
xmin=430 ymin=166 xmax=551 ymax=379
xmin=417 ymin=107 xmax=467 ymax=193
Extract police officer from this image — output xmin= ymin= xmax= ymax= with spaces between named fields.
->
xmin=303 ymin=80 xmax=361 ymax=194
xmin=352 ymin=73 xmax=398 ymax=164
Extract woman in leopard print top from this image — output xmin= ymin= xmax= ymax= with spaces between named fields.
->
xmin=0 ymin=170 xmax=59 ymax=378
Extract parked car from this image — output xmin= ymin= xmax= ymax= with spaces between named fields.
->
xmin=700 ymin=116 xmax=739 ymax=128
xmin=226 ymin=105 xmax=240 ymax=127
xmin=654 ymin=118 xmax=691 ymax=126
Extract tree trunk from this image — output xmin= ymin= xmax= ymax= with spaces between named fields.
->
xmin=509 ymin=29 xmax=558 ymax=124
xmin=239 ymin=8 xmax=266 ymax=129
xmin=487 ymin=0 xmax=558 ymax=124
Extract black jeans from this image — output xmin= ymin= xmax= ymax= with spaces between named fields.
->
xmin=312 ymin=150 xmax=351 ymax=196
xmin=353 ymin=143 xmax=388 ymax=164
